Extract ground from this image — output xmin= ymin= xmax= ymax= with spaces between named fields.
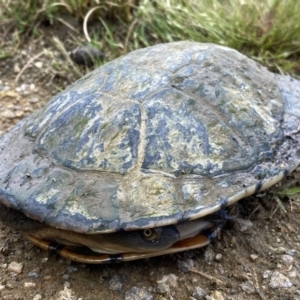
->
xmin=0 ymin=25 xmax=299 ymax=300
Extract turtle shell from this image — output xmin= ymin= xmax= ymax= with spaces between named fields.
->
xmin=1 ymin=42 xmax=300 ymax=234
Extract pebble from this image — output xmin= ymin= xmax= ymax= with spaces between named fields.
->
xmin=124 ymin=287 xmax=153 ymax=300
xmin=41 ymin=257 xmax=48 ymax=263
xmin=1 ymin=110 xmax=16 ymax=119
xmin=29 ymin=96 xmax=39 ymax=103
xmin=108 ymin=275 xmax=122 ymax=291
xmin=14 ymin=64 xmax=20 ymax=73
xmin=204 ymin=247 xmax=215 ymax=264
xmin=0 ymin=285 xmax=5 ymax=291
xmin=240 ymin=281 xmax=256 ymax=293
xmin=8 ymin=261 xmax=24 ymax=274
xmin=15 ymin=110 xmax=24 ymax=117
xmin=157 ymin=274 xmax=178 ymax=288
xmin=156 ymin=282 xmax=170 ymax=294
xmin=63 ymin=274 xmax=70 ymax=280
xmin=215 ymin=253 xmax=222 ymax=261
xmin=192 ymin=286 xmax=207 ymax=299
xmin=28 ymin=271 xmax=39 ymax=278
xmin=250 ymin=254 xmax=258 ymax=261
xmin=29 ymin=83 xmax=36 ymax=91
xmin=269 ymin=271 xmax=293 ymax=288
xmin=234 ymin=218 xmax=253 ymax=232
xmin=6 ymin=282 xmax=14 ymax=289
xmin=34 ymin=62 xmax=43 ymax=69
xmin=288 ymin=270 xmax=297 ymax=278
xmin=24 ymin=282 xmax=36 ymax=288
xmin=286 ymin=249 xmax=297 ymax=256
xmin=57 ymin=286 xmax=76 ymax=300
xmin=280 ymin=254 xmax=294 ymax=269
xmin=177 ymin=258 xmax=194 ymax=272
xmin=33 ymin=295 xmax=42 ymax=300
xmin=263 ymin=270 xmax=272 ymax=279
xmin=70 ymin=46 xmax=104 ymax=67
xmin=207 ymin=290 xmax=224 ymax=300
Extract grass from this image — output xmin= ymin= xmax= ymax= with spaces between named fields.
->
xmin=0 ymin=0 xmax=299 ymax=79
xmin=136 ymin=0 xmax=300 ymax=75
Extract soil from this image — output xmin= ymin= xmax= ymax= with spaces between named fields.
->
xmin=0 ymin=21 xmax=299 ymax=300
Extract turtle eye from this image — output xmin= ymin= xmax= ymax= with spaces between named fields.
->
xmin=140 ymin=228 xmax=162 ymax=243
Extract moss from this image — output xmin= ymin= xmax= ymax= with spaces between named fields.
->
xmin=73 ymin=116 xmax=89 ymax=135
xmin=101 ymin=122 xmax=109 ymax=129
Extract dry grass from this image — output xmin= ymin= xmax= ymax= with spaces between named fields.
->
xmin=0 ymin=0 xmax=299 ymax=79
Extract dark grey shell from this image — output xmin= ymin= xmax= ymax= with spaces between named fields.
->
xmin=1 ymin=42 xmax=300 ymax=233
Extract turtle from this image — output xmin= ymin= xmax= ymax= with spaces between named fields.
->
xmin=0 ymin=41 xmax=300 ymax=264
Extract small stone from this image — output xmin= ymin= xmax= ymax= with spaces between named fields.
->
xmin=157 ymin=274 xmax=178 ymax=288
xmin=234 ymin=218 xmax=253 ymax=232
xmin=15 ymin=110 xmax=24 ymax=117
xmin=58 ymin=286 xmax=76 ymax=300
xmin=288 ymin=270 xmax=297 ymax=278
xmin=0 ymin=263 xmax=7 ymax=269
xmin=2 ymin=110 xmax=16 ymax=119
xmin=29 ymin=83 xmax=36 ymax=91
xmin=263 ymin=270 xmax=272 ymax=279
xmin=208 ymin=290 xmax=224 ymax=300
xmin=34 ymin=62 xmax=43 ymax=69
xmin=192 ymin=286 xmax=206 ymax=299
xmin=8 ymin=261 xmax=24 ymax=274
xmin=27 ymin=271 xmax=39 ymax=278
xmin=215 ymin=254 xmax=222 ymax=261
xmin=286 ymin=249 xmax=297 ymax=256
xmin=276 ymin=237 xmax=281 ymax=243
xmin=250 ymin=254 xmax=258 ymax=261
xmin=14 ymin=64 xmax=20 ymax=73
xmin=108 ymin=275 xmax=122 ymax=292
xmin=41 ymin=258 xmax=48 ymax=263
xmin=240 ymin=281 xmax=256 ymax=293
xmin=63 ymin=274 xmax=70 ymax=280
xmin=124 ymin=287 xmax=153 ymax=300
xmin=33 ymin=295 xmax=42 ymax=300
xmin=177 ymin=258 xmax=194 ymax=272
xmin=218 ymin=264 xmax=225 ymax=275
xmin=268 ymin=246 xmax=287 ymax=254
xmin=64 ymin=281 xmax=71 ymax=288
xmin=280 ymin=254 xmax=294 ymax=269
xmin=29 ymin=96 xmax=39 ymax=103
xmin=204 ymin=247 xmax=215 ymax=264
xmin=6 ymin=283 xmax=14 ymax=289
xmin=269 ymin=271 xmax=293 ymax=288
xmin=0 ymin=285 xmax=5 ymax=291
xmin=24 ymin=282 xmax=36 ymax=288
xmin=70 ymin=46 xmax=104 ymax=67
xmin=20 ymin=84 xmax=27 ymax=91
xmin=156 ymin=282 xmax=170 ymax=294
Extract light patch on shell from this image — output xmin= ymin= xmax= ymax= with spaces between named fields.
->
xmin=34 ymin=186 xmax=61 ymax=205
xmin=222 ymin=82 xmax=279 ymax=136
xmin=181 ymin=182 xmax=203 ymax=207
xmin=127 ymin=174 xmax=179 ymax=220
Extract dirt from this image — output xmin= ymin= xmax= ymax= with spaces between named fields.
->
xmin=0 ymin=23 xmax=299 ymax=300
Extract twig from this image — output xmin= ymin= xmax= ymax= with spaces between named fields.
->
xmin=252 ymin=269 xmax=267 ymax=300
xmin=15 ymin=51 xmax=44 ymax=83
xmin=188 ymin=267 xmax=227 ymax=285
